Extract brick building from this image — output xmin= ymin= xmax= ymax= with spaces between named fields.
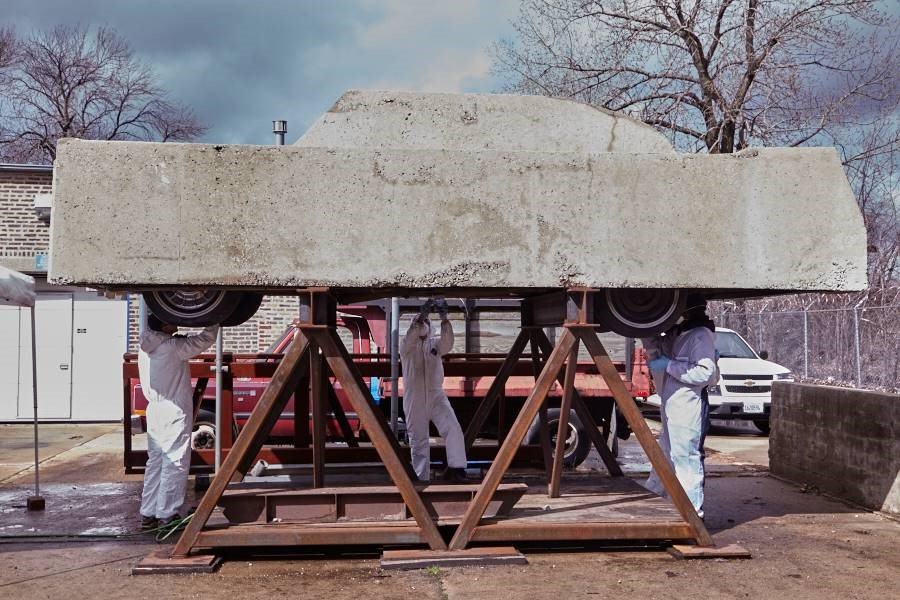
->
xmin=0 ymin=163 xmax=302 ymax=422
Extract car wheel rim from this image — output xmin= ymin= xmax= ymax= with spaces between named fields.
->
xmin=149 ymin=290 xmax=230 ymax=319
xmin=192 ymin=424 xmax=215 ymax=450
xmin=549 ymin=421 xmax=579 ymax=460
xmin=605 ymin=289 xmax=681 ymax=331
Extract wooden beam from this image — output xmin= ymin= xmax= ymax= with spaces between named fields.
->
xmin=172 ymin=332 xmax=312 ymax=557
xmin=574 ymin=325 xmax=714 ymax=547
xmin=448 ymin=329 xmax=577 ymax=551
xmin=308 ymin=328 xmax=448 ymax=551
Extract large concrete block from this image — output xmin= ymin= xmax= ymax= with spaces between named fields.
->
xmin=770 ymin=383 xmax=900 ymax=515
xmin=49 ymin=137 xmax=866 ymax=292
xmin=296 ymin=90 xmax=675 ymax=154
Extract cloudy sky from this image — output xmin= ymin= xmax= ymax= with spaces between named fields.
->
xmin=4 ymin=0 xmax=520 ymax=144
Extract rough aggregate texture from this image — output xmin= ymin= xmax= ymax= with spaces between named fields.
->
xmin=296 ymin=89 xmax=674 ymax=154
xmin=48 ymin=92 xmax=866 ymax=293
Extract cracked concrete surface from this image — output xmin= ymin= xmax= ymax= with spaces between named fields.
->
xmin=49 ymin=91 xmax=866 ymax=293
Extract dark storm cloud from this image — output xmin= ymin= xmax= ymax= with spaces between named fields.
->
xmin=3 ymin=1 xmax=518 ymax=143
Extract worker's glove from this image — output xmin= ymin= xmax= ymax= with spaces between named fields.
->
xmin=648 ymin=356 xmax=670 ymax=371
xmin=435 ymin=298 xmax=449 ymax=321
xmin=418 ymin=300 xmax=434 ymax=320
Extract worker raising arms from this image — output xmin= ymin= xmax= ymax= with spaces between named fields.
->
xmin=399 ymin=299 xmax=468 ymax=483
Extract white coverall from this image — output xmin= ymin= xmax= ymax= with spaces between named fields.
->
xmin=400 ymin=318 xmax=467 ymax=480
xmin=139 ymin=323 xmax=218 ymax=520
xmin=642 ymin=325 xmax=717 ymax=517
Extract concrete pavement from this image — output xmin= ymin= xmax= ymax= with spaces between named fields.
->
xmin=0 ymin=422 xmax=897 ymax=599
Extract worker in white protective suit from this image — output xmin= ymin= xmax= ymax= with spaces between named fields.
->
xmin=400 ymin=300 xmax=468 ymax=482
xmin=642 ymin=294 xmax=718 ymax=518
xmin=138 ymin=313 xmax=219 ymax=530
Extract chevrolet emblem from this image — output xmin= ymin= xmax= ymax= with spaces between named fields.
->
xmin=744 ymin=379 xmax=756 ymax=386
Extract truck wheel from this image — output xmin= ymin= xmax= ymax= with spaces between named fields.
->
xmin=753 ymin=419 xmax=770 ymax=435
xmin=192 ymin=409 xmax=218 ymax=450
xmin=526 ymin=408 xmax=591 ymax=468
xmin=596 ymin=289 xmax=685 ymax=337
xmin=144 ymin=290 xmax=241 ymax=327
xmin=221 ymin=293 xmax=264 ymax=327
xmin=192 ymin=408 xmax=239 ymax=450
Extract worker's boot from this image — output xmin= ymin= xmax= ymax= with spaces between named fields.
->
xmin=158 ymin=514 xmax=181 ymax=529
xmin=140 ymin=515 xmax=158 ymax=531
xmin=441 ymin=467 xmax=468 ymax=484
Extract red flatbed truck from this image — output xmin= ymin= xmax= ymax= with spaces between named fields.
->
xmin=124 ymin=303 xmax=650 ymax=472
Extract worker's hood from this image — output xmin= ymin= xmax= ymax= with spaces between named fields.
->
xmin=140 ymin=330 xmax=170 ymax=354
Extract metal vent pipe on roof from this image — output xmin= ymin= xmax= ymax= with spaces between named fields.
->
xmin=273 ymin=120 xmax=287 ymax=146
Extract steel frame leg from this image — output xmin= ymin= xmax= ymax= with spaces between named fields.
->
xmin=463 ymin=330 xmax=530 ymax=450
xmin=530 ymin=328 xmax=623 ymax=477
xmin=173 ymin=332 xmax=313 ymax=557
xmin=548 ymin=340 xmax=579 ymax=498
xmin=449 ymin=329 xmax=577 ymax=550
xmin=573 ymin=325 xmax=714 ymax=547
xmin=307 ymin=328 xmax=447 ymax=551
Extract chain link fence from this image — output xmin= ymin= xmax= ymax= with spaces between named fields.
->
xmin=712 ymin=304 xmax=900 ymax=392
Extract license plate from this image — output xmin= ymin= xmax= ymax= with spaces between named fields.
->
xmin=743 ymin=401 xmax=764 ymax=414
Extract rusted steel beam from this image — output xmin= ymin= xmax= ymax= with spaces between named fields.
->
xmin=309 ymin=327 xmax=447 ymax=551
xmin=449 ymin=329 xmax=577 ymax=551
xmin=520 ymin=291 xmax=570 ymax=327
xmin=191 ymin=378 xmax=209 ymax=423
xmin=196 ymin=523 xmax=426 ymax=547
xmin=126 ymin=444 xmax=550 ymax=472
xmin=326 ymin=379 xmax=359 ymax=448
xmin=216 ymin=483 xmax=528 ymax=524
xmin=462 ymin=329 xmax=530 ymax=449
xmin=530 ymin=328 xmax=623 ymax=477
xmin=172 ymin=332 xmax=312 ymax=558
xmin=293 ymin=372 xmax=310 ymax=448
xmin=574 ymin=324 xmax=714 ymax=547
xmin=311 ymin=349 xmax=326 ymax=488
xmin=470 ymin=521 xmax=694 ymax=542
xmin=528 ymin=331 xmax=555 ymax=484
xmin=549 ymin=340 xmax=579 ymax=498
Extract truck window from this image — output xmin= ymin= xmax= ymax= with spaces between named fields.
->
xmin=715 ymin=331 xmax=758 ymax=359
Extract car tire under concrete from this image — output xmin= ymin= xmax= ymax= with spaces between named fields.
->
xmin=596 ymin=288 xmax=686 ymax=337
xmin=144 ymin=290 xmax=261 ymax=327
xmin=221 ymin=293 xmax=264 ymax=327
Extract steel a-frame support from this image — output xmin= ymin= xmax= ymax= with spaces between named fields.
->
xmin=448 ymin=289 xmax=713 ymax=551
xmin=172 ymin=290 xmax=447 ymax=558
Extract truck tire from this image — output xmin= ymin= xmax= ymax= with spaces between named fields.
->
xmin=753 ymin=419 xmax=770 ymax=435
xmin=526 ymin=408 xmax=591 ymax=468
xmin=192 ymin=409 xmax=218 ymax=450
xmin=192 ymin=408 xmax=239 ymax=450
xmin=596 ymin=288 xmax=686 ymax=337
xmin=144 ymin=290 xmax=242 ymax=327
xmin=221 ymin=292 xmax=264 ymax=327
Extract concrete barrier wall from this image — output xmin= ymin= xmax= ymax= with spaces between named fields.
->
xmin=770 ymin=382 xmax=899 ymax=515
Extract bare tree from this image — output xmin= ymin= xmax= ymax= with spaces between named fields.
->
xmin=0 ymin=27 xmax=16 ymax=73
xmin=492 ymin=0 xmax=897 ymax=154
xmin=842 ymin=119 xmax=900 ymax=287
xmin=0 ymin=25 xmax=204 ymax=163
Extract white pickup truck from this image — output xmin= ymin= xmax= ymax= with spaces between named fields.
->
xmin=642 ymin=327 xmax=793 ymax=434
